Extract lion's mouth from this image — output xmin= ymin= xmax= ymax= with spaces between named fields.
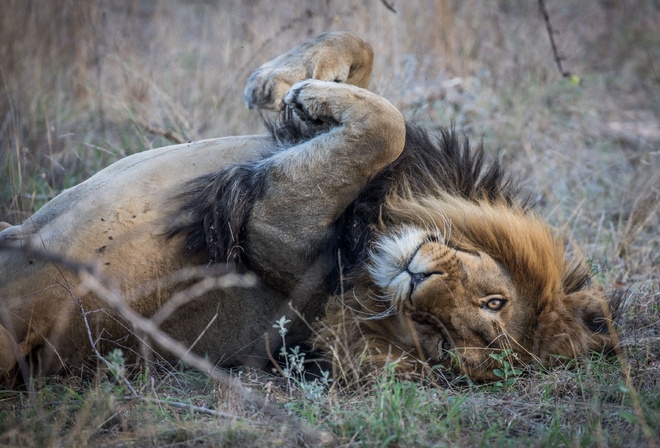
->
xmin=409 ymin=310 xmax=457 ymax=362
xmin=367 ymin=227 xmax=442 ymax=291
xmin=437 ymin=338 xmax=452 ymax=361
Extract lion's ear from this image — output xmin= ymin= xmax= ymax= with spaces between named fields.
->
xmin=564 ymin=289 xmax=613 ymax=336
xmin=536 ymin=289 xmax=615 ymax=363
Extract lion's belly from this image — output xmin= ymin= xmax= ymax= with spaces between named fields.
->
xmin=1 ymin=135 xmax=271 ymax=292
xmin=0 ymin=134 xmax=281 ymax=376
xmin=158 ymin=283 xmax=291 ymax=368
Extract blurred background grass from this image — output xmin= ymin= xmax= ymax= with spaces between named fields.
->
xmin=0 ymin=1 xmax=658 ymax=446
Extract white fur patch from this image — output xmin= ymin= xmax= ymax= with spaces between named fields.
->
xmin=367 ymin=226 xmax=444 ymax=292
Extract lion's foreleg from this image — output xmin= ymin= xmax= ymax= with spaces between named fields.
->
xmin=246 ymin=80 xmax=405 ymax=281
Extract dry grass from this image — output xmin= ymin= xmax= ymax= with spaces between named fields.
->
xmin=1 ymin=0 xmax=659 ymax=446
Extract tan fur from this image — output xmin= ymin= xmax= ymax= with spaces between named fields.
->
xmin=0 ymin=32 xmax=614 ymax=385
xmin=318 ymin=194 xmax=614 ymax=382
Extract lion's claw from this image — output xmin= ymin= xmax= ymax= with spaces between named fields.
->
xmin=244 ymin=69 xmax=291 ymax=111
xmin=282 ymin=81 xmax=310 ymax=120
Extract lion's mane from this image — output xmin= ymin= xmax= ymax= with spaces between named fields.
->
xmin=169 ymin=113 xmax=614 ymax=382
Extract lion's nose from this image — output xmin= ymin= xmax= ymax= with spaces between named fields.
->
xmin=407 ymin=269 xmax=432 ymax=293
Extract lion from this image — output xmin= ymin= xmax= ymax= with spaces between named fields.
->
xmin=0 ymin=32 xmax=615 ymax=385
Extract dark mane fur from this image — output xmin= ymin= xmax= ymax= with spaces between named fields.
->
xmin=168 ymin=162 xmax=269 ymax=264
xmin=167 ymin=111 xmax=329 ymax=266
xmin=170 ymin=113 xmax=521 ymax=275
xmin=334 ymin=123 xmax=520 ymax=276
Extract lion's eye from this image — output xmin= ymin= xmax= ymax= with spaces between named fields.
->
xmin=482 ymin=297 xmax=507 ymax=311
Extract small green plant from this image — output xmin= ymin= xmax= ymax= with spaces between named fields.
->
xmin=106 ymin=348 xmax=126 ymax=380
xmin=272 ymin=316 xmax=332 ymax=401
xmin=489 ymin=349 xmax=523 ymax=388
xmin=102 ymin=348 xmax=137 ymax=396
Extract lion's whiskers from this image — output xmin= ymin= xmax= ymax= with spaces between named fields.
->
xmin=341 ymin=288 xmax=396 ymax=321
xmin=492 ymin=319 xmax=543 ymax=365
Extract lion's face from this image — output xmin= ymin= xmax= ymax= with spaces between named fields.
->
xmin=365 ymin=212 xmax=613 ymax=381
xmin=368 ymin=226 xmax=533 ymax=380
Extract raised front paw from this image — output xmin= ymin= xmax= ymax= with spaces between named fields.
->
xmin=244 ymin=65 xmax=301 ymax=111
xmin=244 ymin=32 xmax=373 ymax=112
xmin=284 ymin=78 xmax=405 ymax=158
xmin=283 ymin=79 xmax=342 ymax=124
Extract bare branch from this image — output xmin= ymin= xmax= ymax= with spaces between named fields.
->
xmin=538 ymin=0 xmax=572 ymax=79
xmin=131 ymin=397 xmax=263 ymax=424
xmin=137 ymin=120 xmax=186 ymax=144
xmin=150 ymin=273 xmax=257 ymax=327
xmin=0 ymin=241 xmax=323 ymax=441
xmin=79 ymin=301 xmax=139 ymax=398
xmin=380 ymin=0 xmax=397 ymax=13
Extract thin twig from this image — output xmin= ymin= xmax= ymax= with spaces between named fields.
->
xmin=0 ymin=241 xmax=322 ymax=441
xmin=643 ymin=43 xmax=660 ymax=90
xmin=130 ymin=397 xmax=264 ymax=424
xmin=138 ymin=121 xmax=186 ymax=144
xmin=182 ymin=312 xmax=218 ymax=359
xmin=150 ymin=273 xmax=257 ymax=326
xmin=380 ymin=0 xmax=397 ymax=13
xmin=538 ymin=0 xmax=571 ymax=78
xmin=264 ymin=332 xmax=287 ymax=379
xmin=79 ymin=302 xmax=139 ymax=398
